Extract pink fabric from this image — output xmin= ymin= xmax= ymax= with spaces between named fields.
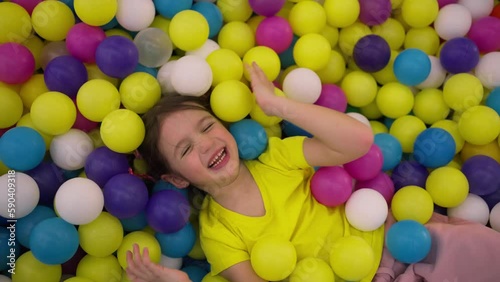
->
xmin=373 ymin=212 xmax=500 ymax=282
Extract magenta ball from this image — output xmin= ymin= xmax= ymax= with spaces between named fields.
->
xmin=73 ymin=108 xmax=99 ymax=132
xmin=255 ymin=16 xmax=293 ymax=54
xmin=358 ymin=0 xmax=392 ymax=26
xmin=311 ymin=166 xmax=353 ymax=207
xmin=467 ymin=16 xmax=500 ymax=53
xmin=249 ymin=0 xmax=286 ymax=17
xmin=354 ymin=171 xmax=395 ymax=205
xmin=11 ymin=0 xmax=44 ymax=14
xmin=437 ymin=0 xmax=458 ymax=8
xmin=344 ymin=144 xmax=384 ymax=181
xmin=0 ymin=43 xmax=35 ymax=84
xmin=315 ymin=84 xmax=348 ymax=112
xmin=66 ymin=23 xmax=107 ymax=63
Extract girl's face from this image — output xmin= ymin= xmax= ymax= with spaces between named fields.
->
xmin=158 ymin=109 xmax=241 ymax=192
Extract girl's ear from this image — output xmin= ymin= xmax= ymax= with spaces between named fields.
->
xmin=160 ymin=173 xmax=190 ymax=189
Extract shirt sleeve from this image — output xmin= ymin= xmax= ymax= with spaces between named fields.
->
xmin=257 ymin=136 xmax=310 ymax=171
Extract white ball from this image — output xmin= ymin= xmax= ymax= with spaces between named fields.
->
xmin=434 ymin=4 xmax=472 ymax=40
xmin=171 ymin=55 xmax=213 ymax=97
xmin=345 ymin=188 xmax=388 ymax=232
xmin=457 ymin=0 xmax=495 ymax=20
xmin=0 ymin=275 xmax=12 ymax=282
xmin=54 ymin=177 xmax=104 ymax=225
xmin=0 ymin=172 xmax=39 ymax=219
xmin=346 ymin=112 xmax=370 ymax=127
xmin=157 ymin=60 xmax=178 ymax=95
xmin=134 ymin=27 xmax=174 ymax=68
xmin=282 ymin=68 xmax=322 ymax=104
xmin=490 ymin=202 xmax=500 ymax=232
xmin=160 ymin=255 xmax=183 ymax=269
xmin=50 ymin=129 xmax=94 ymax=171
xmin=447 ymin=194 xmax=490 ymax=225
xmin=474 ymin=52 xmax=500 ymax=89
xmin=186 ymin=39 xmax=220 ymax=59
xmin=416 ymin=56 xmax=447 ymax=89
xmin=116 ymin=0 xmax=156 ymax=32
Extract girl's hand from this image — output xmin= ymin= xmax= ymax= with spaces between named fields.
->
xmin=126 ymin=244 xmax=192 ymax=282
xmin=246 ymin=62 xmax=285 ymax=117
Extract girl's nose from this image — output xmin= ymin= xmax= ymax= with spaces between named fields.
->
xmin=197 ymin=135 xmax=213 ymax=154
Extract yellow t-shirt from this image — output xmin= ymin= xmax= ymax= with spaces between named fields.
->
xmin=199 ymin=136 xmax=384 ymax=281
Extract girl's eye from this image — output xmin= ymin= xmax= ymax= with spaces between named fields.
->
xmin=181 ymin=145 xmax=191 ymax=157
xmin=203 ymin=123 xmax=214 ymax=132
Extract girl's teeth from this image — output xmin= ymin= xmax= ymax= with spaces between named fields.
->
xmin=209 ymin=149 xmax=226 ymax=168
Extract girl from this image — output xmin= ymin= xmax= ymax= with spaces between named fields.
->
xmin=126 ymin=63 xmax=500 ymax=282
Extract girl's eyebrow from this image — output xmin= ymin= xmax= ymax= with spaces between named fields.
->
xmin=173 ymin=115 xmax=213 ymax=155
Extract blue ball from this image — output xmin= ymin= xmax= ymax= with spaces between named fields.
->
xmin=101 ymin=17 xmax=119 ymax=30
xmin=152 ymin=180 xmax=189 ymax=198
xmin=386 ymin=220 xmax=431 ymax=264
xmin=16 ymin=206 xmax=57 ymax=249
xmin=181 ymin=265 xmax=208 ymax=282
xmin=374 ymin=133 xmax=403 ymax=171
xmin=485 ymin=88 xmax=500 ymax=116
xmin=30 ymin=217 xmax=79 ymax=265
xmin=282 ymin=120 xmax=313 ymax=138
xmin=0 ymin=227 xmax=21 ymax=272
xmin=120 ymin=211 xmax=148 ymax=232
xmin=439 ymin=37 xmax=480 ymax=74
xmin=383 ymin=117 xmax=395 ymax=129
xmin=135 ymin=63 xmax=158 ymax=77
xmin=279 ymin=35 xmax=298 ymax=69
xmin=393 ymin=48 xmax=431 ymax=86
xmin=192 ymin=2 xmax=223 ymax=39
xmin=413 ymin=128 xmax=455 ymax=168
xmin=353 ymin=34 xmax=391 ymax=73
xmin=229 ymin=119 xmax=268 ymax=160
xmin=155 ymin=222 xmax=196 ymax=258
xmin=0 ymin=127 xmax=46 ymax=171
xmin=154 ymin=0 xmax=193 ymax=19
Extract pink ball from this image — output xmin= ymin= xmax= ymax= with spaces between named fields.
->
xmin=0 ymin=43 xmax=35 ymax=84
xmin=66 ymin=23 xmax=107 ymax=63
xmin=467 ymin=16 xmax=500 ymax=53
xmin=249 ymin=0 xmax=286 ymax=17
xmin=344 ymin=144 xmax=384 ymax=181
xmin=72 ymin=102 xmax=99 ymax=132
xmin=354 ymin=172 xmax=395 ymax=205
xmin=311 ymin=166 xmax=353 ymax=207
xmin=255 ymin=16 xmax=294 ymax=54
xmin=438 ymin=0 xmax=458 ymax=8
xmin=358 ymin=0 xmax=392 ymax=26
xmin=314 ymin=84 xmax=348 ymax=112
xmin=11 ymin=0 xmax=43 ymax=14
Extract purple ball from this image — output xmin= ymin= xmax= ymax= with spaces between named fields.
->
xmin=358 ymin=0 xmax=392 ymax=26
xmin=146 ymin=190 xmax=191 ymax=234
xmin=103 ymin=173 xmax=149 ymax=219
xmin=255 ymin=16 xmax=293 ymax=54
xmin=44 ymin=55 xmax=88 ymax=98
xmin=311 ymin=166 xmax=353 ymax=207
xmin=355 ymin=172 xmax=395 ymax=205
xmin=353 ymin=34 xmax=391 ymax=73
xmin=344 ymin=144 xmax=384 ymax=181
xmin=315 ymin=84 xmax=348 ymax=113
xmin=26 ymin=162 xmax=65 ymax=206
xmin=461 ymin=155 xmax=500 ymax=196
xmin=481 ymin=188 xmax=500 ymax=210
xmin=439 ymin=37 xmax=480 ymax=74
xmin=249 ymin=0 xmax=285 ymax=17
xmin=467 ymin=16 xmax=500 ymax=54
xmin=437 ymin=0 xmax=457 ymax=8
xmin=390 ymin=160 xmax=429 ymax=191
xmin=95 ymin=36 xmax=139 ymax=79
xmin=84 ymin=146 xmax=130 ymax=187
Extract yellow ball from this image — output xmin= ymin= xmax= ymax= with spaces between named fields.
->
xmin=289 ymin=257 xmax=335 ymax=282
xmin=413 ymin=88 xmax=450 ymax=125
xmin=74 ymin=0 xmax=117 ymax=26
xmin=324 ymin=0 xmax=360 ymax=28
xmin=338 ymin=21 xmax=372 ymax=56
xmin=461 ymin=140 xmax=500 ymax=163
xmin=425 ymin=167 xmax=469 ymax=208
xmin=105 ymin=28 xmax=133 ymax=40
xmin=376 ymin=82 xmax=414 ymax=119
xmin=150 ymin=15 xmax=171 ymax=36
xmin=11 ymin=251 xmax=62 ymax=282
xmin=316 ymin=50 xmax=346 ymax=84
xmin=0 ymin=159 xmax=10 ymax=175
xmin=443 ymin=73 xmax=483 ymax=112
xmin=85 ymin=64 xmax=119 ymax=87
xmin=389 ymin=115 xmax=427 ymax=153
xmin=19 ymin=74 xmax=48 ymax=109
xmin=391 ymin=0 xmax=404 ymax=9
xmin=206 ymin=48 xmax=244 ymax=86
xmin=64 ymin=277 xmax=94 ymax=282
xmin=78 ymin=212 xmax=124 ymax=258
xmin=401 ymin=0 xmax=439 ymax=28
xmin=404 ymin=27 xmax=440 ymax=55
xmin=431 ymin=120 xmax=464 ymax=154
xmin=372 ymin=18 xmax=406 ymax=51
xmin=117 ymin=231 xmax=161 ymax=269
xmin=288 ymin=0 xmax=327 ymax=36
xmin=458 ymin=105 xmax=500 ymax=146
xmin=88 ymin=128 xmax=105 ymax=149
xmin=0 ymin=86 xmax=23 ymax=128
xmin=169 ymin=10 xmax=209 ymax=51
xmin=100 ymin=109 xmax=145 ymax=153
xmin=21 ymin=35 xmax=44 ymax=70
xmin=293 ymin=33 xmax=331 ymax=71
xmin=119 ymin=72 xmax=161 ymax=114
xmin=31 ymin=91 xmax=76 ymax=135
xmin=217 ymin=0 xmax=253 ymax=22
xmin=321 ymin=24 xmax=339 ymax=48
xmin=329 ymin=236 xmax=374 ymax=281
xmin=341 ymin=71 xmax=378 ymax=107
xmin=247 ymin=15 xmax=265 ymax=34
xmin=77 ymin=79 xmax=121 ymax=122
xmin=250 ymin=88 xmax=285 ymax=127
xmin=202 ymin=275 xmax=229 ymax=282
xmin=31 ymin=1 xmax=75 ymax=41
xmin=76 ymin=254 xmax=122 ymax=282
xmin=391 ymin=185 xmax=434 ymax=224
xmin=250 ymin=236 xmax=297 ymax=281
xmin=17 ymin=113 xmax=54 ymax=151
xmin=372 ymin=50 xmax=399 ymax=85
xmin=210 ymin=80 xmax=254 ymax=122
xmin=0 ymin=2 xmax=32 ymax=44
xmin=218 ymin=21 xmax=255 ymax=58
xmin=370 ymin=120 xmax=389 ymax=134
xmin=360 ymin=100 xmax=383 ymax=120
xmin=242 ymin=46 xmax=281 ymax=81
xmin=276 ymin=1 xmax=295 ymax=19
xmin=188 ymin=236 xmax=206 ymax=260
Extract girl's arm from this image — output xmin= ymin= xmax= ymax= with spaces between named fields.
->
xmin=247 ymin=63 xmax=374 ymax=167
xmin=220 ymin=261 xmax=267 ymax=282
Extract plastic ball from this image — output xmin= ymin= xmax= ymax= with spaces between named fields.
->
xmin=181 ymin=265 xmax=207 ymax=282
xmin=486 ymin=88 xmax=500 ymax=116
xmin=243 ymin=46 xmax=281 ymax=81
xmin=120 ymin=211 xmax=148 ymax=232
xmin=0 ymin=172 xmax=39 ymax=219
xmin=85 ymin=63 xmax=119 ymax=86
xmin=490 ymin=202 xmax=500 ymax=232
xmin=376 ymin=82 xmax=414 ymax=119
xmin=169 ymin=10 xmax=209 ymax=51
xmin=170 ymin=55 xmax=213 ymax=97
xmin=431 ymin=119 xmax=464 ymax=153
xmin=31 ymin=1 xmax=75 ymax=41
xmin=0 ymin=126 xmax=46 ymax=171
xmin=78 ymin=212 xmax=123 ymax=257
xmin=391 ymin=160 xmax=429 ymax=191
xmin=467 ymin=16 xmax=500 ymax=54
xmin=77 ymin=79 xmax=121 ymax=122
xmin=338 ymin=23 xmax=373 ymax=57
xmin=116 ymin=0 xmax=155 ymax=31
xmin=133 ymin=28 xmax=173 ymax=68
xmin=192 ymin=2 xmax=223 ymax=39
xmin=0 ymin=42 xmax=35 ymax=85
xmin=323 ymin=0 xmax=360 ymax=28
xmin=401 ymin=0 xmax=439 ymax=28
xmin=0 ymin=2 xmax=33 ymax=44
xmin=461 ymin=140 xmax=500 ymax=164
xmin=389 ymin=115 xmax=427 ymax=153
xmin=354 ymin=172 xmax=395 ymax=204
xmin=154 ymin=0 xmax=192 ymax=19
xmin=30 ymin=217 xmax=79 ymax=264
xmin=426 ymin=167 xmax=469 ymax=207
xmin=458 ymin=105 xmax=500 ymax=146
xmin=40 ymin=41 xmax=70 ymax=70
xmin=249 ymin=0 xmax=285 ymax=17
xmin=386 ymin=220 xmax=431 ymax=264
xmin=31 ymin=91 xmax=76 ymax=135
xmin=185 ymin=39 xmax=220 ymax=59
xmin=217 ymin=0 xmax=253 ymax=22
xmin=44 ymin=55 xmax=88 ymax=98
xmin=0 ymin=88 xmax=22 ymax=129
xmin=443 ymin=73 xmax=483 ymax=112
xmin=288 ymin=0 xmax=326 ymax=35
xmin=391 ymin=185 xmax=434 ymax=223
xmin=434 ymin=4 xmax=472 ymax=40
xmin=372 ymin=18 xmax=405 ymax=51
xmin=393 ymin=48 xmax=431 ymax=86
xmin=311 ymin=166 xmax=353 ymax=207
xmin=17 ymin=113 xmax=54 ymax=151
xmin=341 ymin=71 xmax=378 ymax=107
xmin=217 ymin=21 xmax=255 ymax=57
xmin=353 ymin=34 xmax=391 ymax=73
xmin=250 ymin=236 xmax=297 ymax=281
xmin=404 ymin=26 xmax=440 ymax=56
xmin=95 ymin=36 xmax=139 ymax=79
xmin=447 ymin=193 xmax=490 ymax=225
xmin=345 ymin=188 xmax=388 ymax=231
xmin=84 ymin=146 xmax=130 ymax=187
xmin=156 ymin=222 xmax=196 ymax=258
xmin=439 ymin=37 xmax=479 ymax=74
xmin=25 ymin=161 xmax=64 ymax=206
xmin=117 ymin=231 xmax=161 ymax=269
xmin=229 ymin=119 xmax=268 ymax=160
xmin=461 ymin=155 xmax=500 ymax=196
xmin=329 ymin=236 xmax=374 ymax=281
xmin=413 ymin=128 xmax=456 ymax=168
xmin=74 ymin=0 xmax=117 ymax=26
xmin=119 ymin=72 xmax=161 ymax=114
xmin=288 ymin=257 xmax=334 ymax=282
xmin=66 ymin=23 xmax=106 ymax=63
xmin=474 ymin=52 xmax=500 ymax=90
xmin=76 ymin=254 xmax=122 ymax=282
xmin=16 ymin=206 xmax=56 ymax=249
xmin=255 ymin=16 xmax=293 ymax=54
xmin=210 ymin=80 xmax=254 ymax=122
xmin=314 ymin=84 xmax=348 ymax=113
xmin=374 ymin=133 xmax=403 ymax=171
xmin=346 ymin=112 xmax=370 ymax=127
xmin=50 ymin=129 xmax=93 ymax=171
xmin=100 ymin=109 xmax=145 ymax=153
xmin=344 ymin=144 xmax=384 ymax=181
xmin=282 ymin=68 xmax=322 ymax=104
xmin=458 ymin=0 xmax=494 ymax=20
xmin=293 ymin=33 xmax=331 ymax=71
xmin=358 ymin=0 xmax=391 ymax=26
xmin=10 ymin=251 xmax=61 ymax=282
xmin=159 ymin=255 xmax=183 ymax=270
xmin=413 ymin=88 xmax=449 ymax=125
xmin=146 ymin=190 xmax=190 ymax=234
xmin=206 ymin=48 xmax=243 ymax=86
xmin=103 ymin=173 xmax=149 ymax=219
xmin=372 ymin=50 xmax=398 ymax=85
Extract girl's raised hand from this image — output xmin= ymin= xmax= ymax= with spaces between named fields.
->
xmin=126 ymin=244 xmax=192 ymax=282
xmin=246 ymin=62 xmax=285 ymax=117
